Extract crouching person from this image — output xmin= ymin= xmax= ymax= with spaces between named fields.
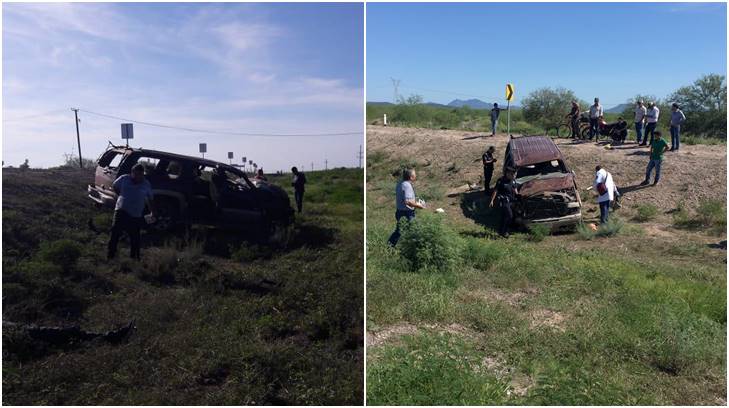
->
xmin=594 ymin=165 xmax=617 ymax=224
xmin=107 ymin=163 xmax=155 ymax=260
xmin=388 ymin=169 xmax=425 ymax=246
xmin=489 ymin=167 xmax=518 ymax=238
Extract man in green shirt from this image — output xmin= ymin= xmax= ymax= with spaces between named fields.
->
xmin=641 ymin=131 xmax=669 ymax=186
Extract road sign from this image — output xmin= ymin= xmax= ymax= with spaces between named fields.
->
xmin=506 ymin=83 xmax=515 ymax=102
xmin=121 ymin=123 xmax=133 ymax=139
xmin=199 ymin=143 xmax=207 ymax=153
xmin=228 ymin=152 xmax=234 ymax=159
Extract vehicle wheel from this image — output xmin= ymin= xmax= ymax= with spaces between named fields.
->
xmin=580 ymin=126 xmax=591 ymax=140
xmin=267 ymin=219 xmax=293 ymax=247
xmin=152 ymin=199 xmax=181 ymax=232
xmin=557 ymin=124 xmax=573 ymax=138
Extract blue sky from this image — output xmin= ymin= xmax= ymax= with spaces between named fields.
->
xmin=367 ymin=2 xmax=727 ymax=108
xmin=3 ymin=3 xmax=363 ymax=170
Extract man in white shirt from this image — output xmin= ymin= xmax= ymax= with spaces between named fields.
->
xmin=634 ymin=100 xmax=647 ymax=144
xmin=593 ymin=165 xmax=618 ymax=224
xmin=642 ymin=102 xmax=660 ymax=146
xmin=588 ymin=98 xmax=603 ymax=140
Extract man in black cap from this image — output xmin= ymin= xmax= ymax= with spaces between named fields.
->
xmin=489 ymin=167 xmax=518 ymax=238
xmin=481 ymin=146 xmax=497 ymax=194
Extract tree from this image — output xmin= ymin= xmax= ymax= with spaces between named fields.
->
xmin=667 ymin=74 xmax=727 ymax=138
xmin=522 ymin=87 xmax=583 ymax=133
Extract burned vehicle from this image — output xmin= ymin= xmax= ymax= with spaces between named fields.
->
xmin=88 ymin=145 xmax=294 ymax=240
xmin=503 ymin=136 xmax=582 ymax=231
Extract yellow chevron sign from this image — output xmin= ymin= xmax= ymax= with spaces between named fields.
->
xmin=506 ymin=83 xmax=514 ymax=102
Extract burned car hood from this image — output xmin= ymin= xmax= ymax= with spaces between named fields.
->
xmin=517 ymin=173 xmax=575 ymax=197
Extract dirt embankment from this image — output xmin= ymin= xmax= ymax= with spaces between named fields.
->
xmin=367 ymin=125 xmax=727 ymax=220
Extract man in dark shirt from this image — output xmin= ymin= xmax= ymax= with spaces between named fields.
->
xmin=566 ymin=101 xmax=581 ymax=138
xmin=490 ymin=103 xmax=502 ymax=136
xmin=481 ymin=146 xmax=497 ymax=194
xmin=489 ymin=167 xmax=518 ymax=238
xmin=291 ymin=166 xmax=307 ymax=213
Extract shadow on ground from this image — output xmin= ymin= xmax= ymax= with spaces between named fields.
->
xmin=459 ymin=190 xmax=502 ymax=232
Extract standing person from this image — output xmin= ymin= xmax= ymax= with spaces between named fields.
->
xmin=566 ymin=101 xmax=581 ymax=138
xmin=634 ymin=100 xmax=647 ymax=144
xmin=255 ymin=168 xmax=268 ymax=181
xmin=593 ymin=165 xmax=617 ymax=224
xmin=669 ymin=103 xmax=686 ymax=151
xmin=291 ymin=166 xmax=307 ymax=213
xmin=589 ymin=98 xmax=603 ymax=140
xmin=643 ymin=102 xmax=660 ymax=146
xmin=490 ymin=103 xmax=503 ymax=136
xmin=482 ymin=146 xmax=497 ymax=194
xmin=107 ymin=163 xmax=155 ymax=260
xmin=387 ymin=169 xmax=425 ymax=246
xmin=489 ymin=167 xmax=518 ymax=238
xmin=641 ymin=131 xmax=669 ymax=186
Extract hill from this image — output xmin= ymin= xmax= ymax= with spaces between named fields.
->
xmin=448 ymin=98 xmax=491 ymax=109
xmin=606 ymin=103 xmax=632 ymax=114
xmin=2 ymin=167 xmax=363 ymax=405
xmin=365 ymin=125 xmax=726 ymax=405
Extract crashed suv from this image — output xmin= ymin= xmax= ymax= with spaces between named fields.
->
xmin=503 ymin=136 xmax=582 ymax=231
xmin=88 ymin=145 xmax=294 ymax=239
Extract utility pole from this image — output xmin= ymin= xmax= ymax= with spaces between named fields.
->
xmin=358 ymin=145 xmax=363 ymax=168
xmin=325 ymin=159 xmax=328 ymax=171
xmin=71 ymin=108 xmax=83 ymax=168
xmin=311 ymin=162 xmax=314 ymax=172
xmin=390 ymin=78 xmax=401 ymax=103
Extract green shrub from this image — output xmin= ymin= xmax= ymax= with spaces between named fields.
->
xmin=461 ymin=239 xmax=500 ymax=270
xmin=674 ymin=199 xmax=726 ymax=235
xmin=37 ymin=239 xmax=83 ymax=273
xmin=634 ymin=204 xmax=658 ymax=222
xmin=576 ymin=223 xmax=597 ymax=240
xmin=398 ymin=213 xmax=462 ymax=273
xmin=527 ymin=224 xmax=550 ymax=242
xmin=595 ymin=217 xmax=624 ymax=237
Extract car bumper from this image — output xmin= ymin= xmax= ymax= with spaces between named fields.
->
xmin=520 ymin=211 xmax=582 ymax=231
xmin=87 ymin=185 xmax=116 ymax=208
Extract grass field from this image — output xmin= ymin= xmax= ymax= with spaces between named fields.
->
xmin=366 ymin=127 xmax=726 ymax=405
xmin=2 ymin=166 xmax=363 ymax=405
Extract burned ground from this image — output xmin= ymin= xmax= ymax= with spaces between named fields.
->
xmin=2 ymin=166 xmax=363 ymax=405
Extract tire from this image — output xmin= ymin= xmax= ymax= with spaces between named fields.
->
xmin=580 ymin=126 xmax=591 ymax=140
xmin=151 ymin=198 xmax=181 ymax=232
xmin=558 ymin=124 xmax=573 ymax=138
xmin=268 ymin=220 xmax=293 ymax=247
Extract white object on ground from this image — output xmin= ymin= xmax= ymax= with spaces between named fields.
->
xmin=435 ymin=208 xmax=445 ymax=213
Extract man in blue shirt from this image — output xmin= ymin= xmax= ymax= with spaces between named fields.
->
xmin=387 ymin=168 xmax=425 ymax=246
xmin=107 ymin=163 xmax=155 ymax=260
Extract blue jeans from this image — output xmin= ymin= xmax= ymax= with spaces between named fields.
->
xmin=644 ymin=122 xmax=657 ymax=144
xmin=645 ymin=159 xmax=662 ymax=183
xmin=491 ymin=119 xmax=498 ymax=135
xmin=634 ymin=122 xmax=644 ymax=144
xmin=599 ymin=200 xmax=610 ymax=224
xmin=589 ymin=118 xmax=599 ymax=139
xmin=388 ymin=209 xmax=416 ymax=246
xmin=670 ymin=125 xmax=680 ymax=150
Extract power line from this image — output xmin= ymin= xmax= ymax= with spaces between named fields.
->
xmin=76 ymin=108 xmax=361 ymax=137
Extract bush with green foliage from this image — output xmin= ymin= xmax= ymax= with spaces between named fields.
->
xmin=527 ymin=223 xmax=550 ymax=242
xmin=37 ymin=239 xmax=83 ymax=273
xmin=461 ymin=238 xmax=500 ymax=270
xmin=634 ymin=204 xmax=658 ymax=222
xmin=595 ymin=217 xmax=624 ymax=237
xmin=674 ymin=199 xmax=726 ymax=235
xmin=398 ymin=213 xmax=462 ymax=273
xmin=522 ymin=87 xmax=585 ymax=133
